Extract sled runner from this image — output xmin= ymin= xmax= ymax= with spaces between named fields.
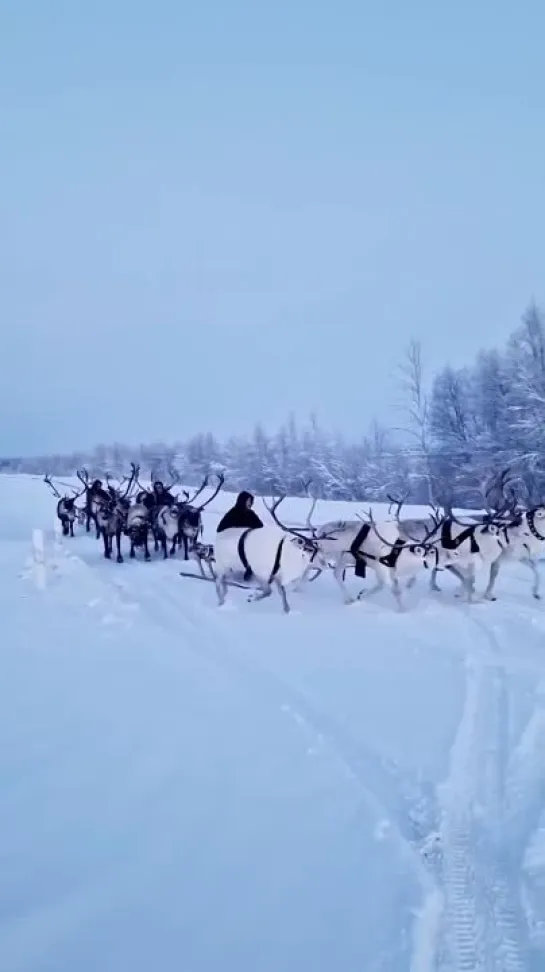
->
xmin=179 ymin=570 xmax=254 ymax=590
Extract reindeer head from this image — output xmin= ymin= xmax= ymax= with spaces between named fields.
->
xmin=177 ymin=472 xmax=225 ymax=539
xmin=403 ymin=542 xmax=441 ymax=570
xmin=62 ymin=496 xmax=78 ymax=516
xmin=263 ymin=493 xmax=321 ymax=558
xmin=480 ymin=521 xmax=502 ymax=537
xmin=179 ymin=505 xmax=202 ymax=538
xmin=288 ymin=534 xmax=320 ymax=557
xmin=44 ymin=474 xmax=85 ymax=517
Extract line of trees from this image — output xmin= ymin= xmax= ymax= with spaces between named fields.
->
xmin=2 ymin=301 xmax=545 ymax=507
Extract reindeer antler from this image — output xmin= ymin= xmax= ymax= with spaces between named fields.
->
xmin=387 ymin=492 xmax=409 ymax=521
xmin=132 ymin=462 xmax=151 ymax=495
xmin=184 ymin=474 xmax=210 ymax=506
xmin=165 ymin=466 xmax=181 ymax=491
xmin=262 ymin=493 xmax=288 ymax=530
xmin=357 ymin=507 xmax=399 ymax=548
xmin=44 ymin=474 xmax=64 ymax=498
xmin=77 ymin=468 xmax=90 ymax=488
xmin=196 ymin=472 xmax=225 ymax=510
xmin=262 ymin=492 xmax=315 ymax=545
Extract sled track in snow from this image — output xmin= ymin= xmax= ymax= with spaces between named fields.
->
xmin=436 ymin=614 xmax=528 ymax=972
xmin=114 ymin=566 xmax=434 ymax=854
xmin=41 ymin=534 xmax=545 ymax=972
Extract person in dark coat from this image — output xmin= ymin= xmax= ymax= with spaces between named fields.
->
xmin=216 ymin=491 xmax=263 ymax=533
xmin=90 ymin=479 xmax=110 ymax=504
xmin=151 ymin=481 xmax=177 ymax=507
xmin=216 ymin=491 xmax=263 ymax=580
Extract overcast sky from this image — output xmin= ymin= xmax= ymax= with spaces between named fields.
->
xmin=1 ymin=0 xmax=544 ymax=454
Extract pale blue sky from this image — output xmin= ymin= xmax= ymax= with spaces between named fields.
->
xmin=1 ymin=0 xmax=544 ymax=454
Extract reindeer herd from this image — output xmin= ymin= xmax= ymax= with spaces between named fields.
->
xmin=43 ymin=467 xmax=545 ymax=614
xmin=44 ymin=464 xmax=223 ymax=571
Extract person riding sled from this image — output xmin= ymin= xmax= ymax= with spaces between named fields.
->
xmin=216 ymin=491 xmax=263 ymax=580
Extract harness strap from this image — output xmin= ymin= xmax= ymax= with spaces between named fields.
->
xmin=268 ymin=537 xmax=286 ymax=583
xmin=237 ymin=529 xmax=252 ymax=573
xmin=364 ymin=540 xmax=404 ymax=569
xmin=527 ymin=511 xmax=545 ymax=541
xmin=379 ymin=542 xmax=404 ymax=569
xmin=442 ymin=519 xmax=479 ymax=554
xmin=350 ymin=522 xmax=370 ymax=560
xmin=237 ymin=529 xmax=285 ymax=583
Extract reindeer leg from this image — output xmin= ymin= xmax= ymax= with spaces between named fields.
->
xmin=429 ymin=567 xmax=442 ymax=592
xmin=274 ymin=579 xmax=290 ymax=613
xmin=116 ymin=529 xmax=123 ymax=564
xmin=161 ymin=534 xmax=168 ymax=560
xmin=183 ymin=535 xmax=189 ymax=561
xmin=355 ymin=562 xmax=386 ymax=601
xmin=448 ymin=564 xmax=474 ymax=601
xmin=390 ymin=572 xmax=404 ymax=611
xmin=130 ymin=538 xmax=136 ymax=558
xmin=215 ymin=574 xmax=228 ymax=606
xmin=357 ymin=571 xmax=385 ymax=600
xmin=103 ymin=531 xmax=111 ymax=560
xmin=144 ymin=533 xmax=151 ymax=561
xmin=521 ymin=556 xmax=541 ymax=599
xmin=247 ymin=583 xmax=272 ymax=604
xmin=484 ymin=558 xmax=501 ymax=600
xmin=333 ymin=558 xmax=355 ymax=604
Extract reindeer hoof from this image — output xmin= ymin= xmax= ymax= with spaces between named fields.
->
xmin=117 ymin=555 xmax=124 ymax=564
xmin=534 ymin=593 xmax=541 ymax=600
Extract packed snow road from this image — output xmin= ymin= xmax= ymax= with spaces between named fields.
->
xmin=2 ymin=475 xmax=545 ymax=971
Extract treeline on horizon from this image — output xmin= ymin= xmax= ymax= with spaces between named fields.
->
xmin=2 ymin=301 xmax=545 ymax=508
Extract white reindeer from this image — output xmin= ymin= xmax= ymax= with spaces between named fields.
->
xmin=481 ymin=504 xmax=545 ymax=600
xmin=213 ymin=496 xmax=320 ymax=613
xmin=293 ymin=493 xmax=439 ymax=609
xmin=387 ymin=495 xmax=510 ymax=602
xmin=468 ymin=472 xmax=545 ymax=600
xmin=155 ymin=504 xmax=182 ymax=559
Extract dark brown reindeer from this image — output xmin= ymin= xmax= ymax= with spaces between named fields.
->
xmin=44 ymin=475 xmax=86 ymax=537
xmin=95 ymin=464 xmax=138 ymax=563
xmin=76 ymin=467 xmax=111 ymax=538
xmin=175 ymin=473 xmax=226 ymax=561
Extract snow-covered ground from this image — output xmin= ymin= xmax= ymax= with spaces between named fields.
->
xmin=2 ymin=474 xmax=545 ymax=971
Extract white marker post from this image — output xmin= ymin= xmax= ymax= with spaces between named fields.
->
xmin=32 ymin=528 xmax=46 ymax=590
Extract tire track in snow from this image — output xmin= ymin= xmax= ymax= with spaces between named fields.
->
xmin=435 ymin=612 xmax=528 ymax=972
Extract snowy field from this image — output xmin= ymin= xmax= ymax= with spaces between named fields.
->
xmin=2 ymin=474 xmax=545 ymax=972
